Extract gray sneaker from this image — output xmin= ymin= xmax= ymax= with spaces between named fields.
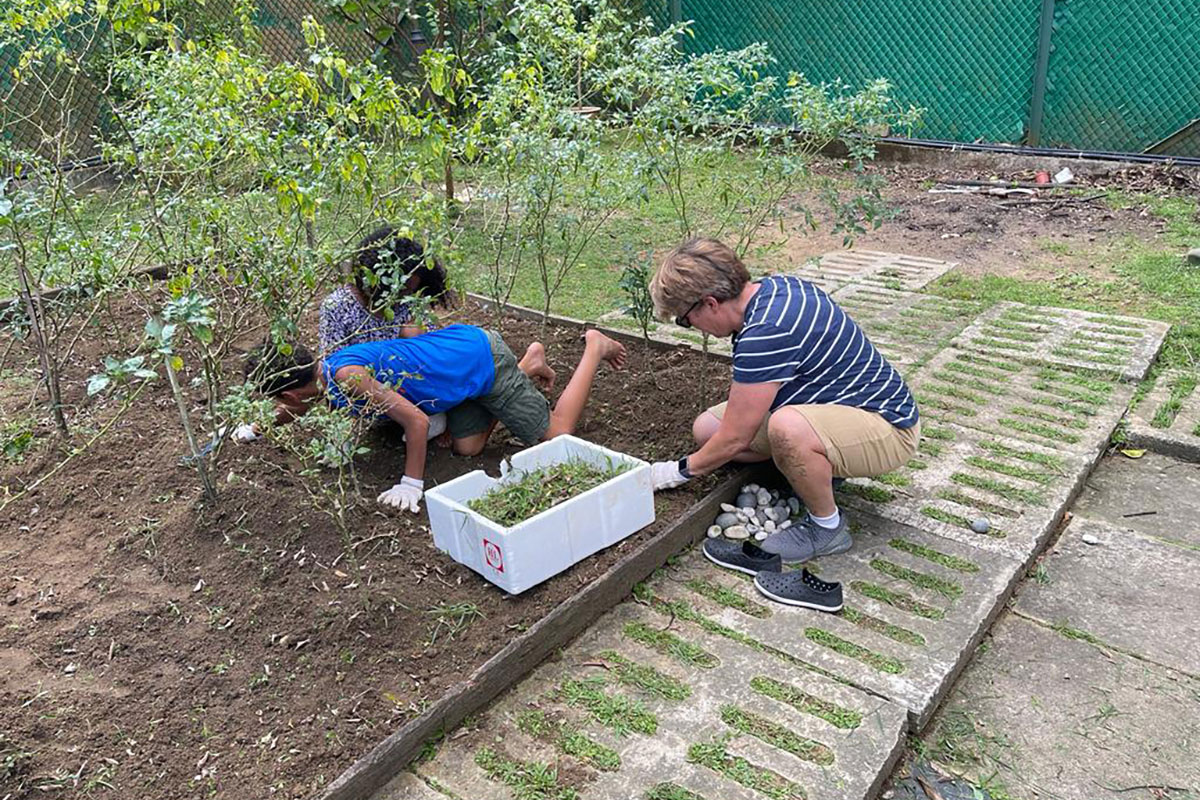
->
xmin=759 ymin=514 xmax=852 ymax=563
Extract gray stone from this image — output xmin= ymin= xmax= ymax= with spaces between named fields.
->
xmin=724 ymin=525 xmax=749 ymax=540
xmin=1015 ymin=515 xmax=1200 ymax=675
xmin=777 ymin=519 xmax=792 ymax=531
xmin=969 ymin=518 xmax=990 ymax=534
xmin=744 ymin=483 xmax=760 ymax=493
xmin=1079 ymin=532 xmax=1100 ymax=545
xmin=706 ymin=525 xmax=723 ymax=538
xmin=736 ymin=493 xmax=756 ymax=509
xmin=720 ymin=502 xmax=738 ymax=513
xmin=1187 ymin=247 xmax=1200 ymax=266
xmin=764 ymin=520 xmax=776 ymax=532
xmin=754 ymin=530 xmax=769 ymax=541
xmin=756 ymin=489 xmax=771 ymax=506
xmin=1073 ymin=451 xmax=1200 ymax=548
xmin=788 ymin=497 xmax=801 ymax=515
xmin=714 ymin=512 xmax=740 ymax=529
xmin=745 ymin=523 xmax=760 ymax=535
xmin=910 ymin=611 xmax=1200 ymax=800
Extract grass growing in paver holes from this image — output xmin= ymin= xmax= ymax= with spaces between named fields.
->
xmin=719 ymin=705 xmax=835 ymax=765
xmin=516 ymin=709 xmax=621 ymax=771
xmin=622 ymin=621 xmax=719 ymax=669
xmin=837 ymin=482 xmax=895 ymax=503
xmin=963 ymin=456 xmax=1057 ymax=485
xmin=556 ymin=677 xmax=657 ymax=736
xmin=596 ymin=649 xmax=691 ymax=700
xmin=936 ymin=489 xmax=1020 ymax=519
xmin=950 ymin=472 xmax=1044 ymax=506
xmin=467 ymin=459 xmax=629 ymax=526
xmin=684 ymin=577 xmax=770 ymax=618
xmin=1151 ymin=372 xmax=1198 ymax=429
xmin=687 ymin=739 xmax=807 ymax=800
xmin=474 ymin=746 xmax=579 ymax=800
xmin=977 ymin=440 xmax=1066 ymax=471
xmin=888 ymin=538 xmax=980 ymax=573
xmin=921 ymin=505 xmax=1006 ymax=538
xmin=870 ymin=558 xmax=963 ymax=600
xmin=851 ymin=581 xmax=945 ymax=620
xmin=805 ymin=628 xmax=905 ymax=674
xmin=646 ymin=784 xmax=708 ymax=800
xmin=841 ymin=607 xmax=926 ymax=647
xmin=749 ymin=675 xmax=862 ymax=729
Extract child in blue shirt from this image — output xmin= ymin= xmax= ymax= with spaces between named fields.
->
xmin=244 ymin=324 xmax=627 ymax=514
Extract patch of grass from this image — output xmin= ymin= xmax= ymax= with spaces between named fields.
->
xmin=749 ymin=675 xmax=862 ymax=729
xmin=517 ymin=710 xmax=621 ymax=772
xmin=921 ymin=504 xmax=1006 ymax=536
xmin=687 ymin=739 xmax=807 ymax=800
xmin=684 ymin=577 xmax=770 ymax=618
xmin=1031 ymin=379 xmax=1109 ymax=406
xmin=976 ymin=440 xmax=1066 ymax=470
xmin=1037 ymin=237 xmax=1072 ymax=256
xmin=622 ymin=621 xmax=719 ymax=670
xmin=916 ymin=393 xmax=978 ymax=417
xmin=841 ymin=606 xmax=926 ymax=647
xmin=851 ymin=580 xmax=945 ymax=620
xmin=837 ymin=482 xmax=895 ymax=503
xmin=939 ymin=359 xmax=1011 ymax=382
xmin=426 ymin=603 xmax=483 ymax=646
xmin=468 ymin=458 xmax=628 ymax=526
xmin=907 ymin=457 xmax=928 ymax=469
xmin=969 ymin=336 xmax=1035 ymax=353
xmin=923 ymin=425 xmax=957 ymax=441
xmin=934 ymin=490 xmax=1020 ymax=519
xmin=874 ymin=471 xmax=912 ymax=487
xmin=556 ymin=677 xmax=657 ymax=737
xmin=953 ymin=352 xmax=1024 ymax=373
xmin=1034 ymin=367 xmax=1116 ymax=394
xmin=918 ymin=440 xmax=943 ymax=457
xmin=719 ymin=705 xmax=835 ymax=765
xmin=474 ymin=746 xmax=579 ymax=800
xmin=870 ymin=558 xmax=963 ymax=599
xmin=979 ymin=324 xmax=1044 ymax=343
xmin=997 ymin=416 xmax=1081 ymax=444
xmin=1 ymin=420 xmax=36 ymax=463
xmin=596 ymin=650 xmax=691 ymax=700
xmin=888 ymin=538 xmax=980 ymax=573
xmin=804 ymin=628 xmax=904 ymax=674
xmin=950 ymin=471 xmax=1044 ymax=506
xmin=963 ymin=456 xmax=1056 ymax=485
xmin=1009 ymin=405 xmax=1088 ymax=429
xmin=1151 ymin=372 xmax=1198 ymax=429
xmin=646 ymin=784 xmax=708 ymax=800
xmin=921 ymin=381 xmax=987 ymax=404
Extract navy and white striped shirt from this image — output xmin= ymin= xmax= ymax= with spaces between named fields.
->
xmin=732 ymin=275 xmax=919 ymax=428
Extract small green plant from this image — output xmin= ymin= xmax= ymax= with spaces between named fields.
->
xmin=556 ymin=677 xmax=657 ymax=736
xmin=617 ymin=250 xmax=656 ymax=346
xmin=596 ymin=649 xmax=691 ymax=700
xmin=426 ymin=603 xmax=483 ymax=646
xmin=468 ymin=458 xmax=629 ymax=526
xmin=474 ymin=746 xmax=579 ymax=800
xmin=622 ymin=622 xmax=719 ymax=669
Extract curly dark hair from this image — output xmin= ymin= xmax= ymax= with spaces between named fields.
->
xmin=244 ymin=341 xmax=316 ymax=397
xmin=352 ymin=226 xmax=449 ymax=312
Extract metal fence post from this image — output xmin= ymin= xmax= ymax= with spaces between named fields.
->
xmin=1027 ymin=0 xmax=1056 ymax=146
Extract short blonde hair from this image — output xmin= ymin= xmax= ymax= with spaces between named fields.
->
xmin=650 ymin=238 xmax=751 ymax=320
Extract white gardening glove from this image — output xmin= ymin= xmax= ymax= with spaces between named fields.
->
xmin=377 ymin=476 xmax=424 ymax=513
xmin=651 ymin=459 xmax=690 ymax=491
xmin=231 ymin=423 xmax=260 ymax=443
xmin=402 ymin=412 xmax=447 ymax=443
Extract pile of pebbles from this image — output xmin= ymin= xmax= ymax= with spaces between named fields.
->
xmin=707 ymin=483 xmax=804 ymax=542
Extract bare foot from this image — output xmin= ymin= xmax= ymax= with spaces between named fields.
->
xmin=585 ymin=329 xmax=628 ymax=370
xmin=519 ymin=342 xmax=556 ymax=390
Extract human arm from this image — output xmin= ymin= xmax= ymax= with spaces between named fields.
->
xmin=333 ymin=365 xmax=429 ymax=483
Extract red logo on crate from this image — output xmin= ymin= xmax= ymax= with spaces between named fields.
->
xmin=483 ymin=539 xmax=504 ymax=573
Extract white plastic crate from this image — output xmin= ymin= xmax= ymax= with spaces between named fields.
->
xmin=424 ymin=435 xmax=655 ymax=595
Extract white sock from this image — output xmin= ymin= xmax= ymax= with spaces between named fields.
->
xmin=810 ymin=508 xmax=841 ymax=530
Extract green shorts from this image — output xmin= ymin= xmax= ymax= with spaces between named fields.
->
xmin=446 ymin=330 xmax=550 ymax=445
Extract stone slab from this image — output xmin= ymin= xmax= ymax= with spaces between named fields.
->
xmin=826 ymin=285 xmax=985 ymax=367
xmin=908 ymin=346 xmax=1135 ymax=458
xmin=921 ymin=611 xmax=1200 ymax=800
xmin=654 ymin=512 xmax=1024 ymax=728
xmin=1128 ymin=368 xmax=1200 ymax=461
xmin=407 ymin=596 xmax=908 ymax=800
xmin=373 ymin=772 xmax=451 ymax=800
xmin=1073 ymin=451 xmax=1200 ymax=550
xmin=792 ymin=250 xmax=958 ymax=293
xmin=950 ymin=301 xmax=1170 ymax=382
xmin=1014 ymin=515 xmax=1200 ymax=676
xmin=835 ymin=421 xmax=1096 ymax=563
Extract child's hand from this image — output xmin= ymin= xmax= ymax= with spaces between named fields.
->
xmin=378 ymin=476 xmax=423 ymax=513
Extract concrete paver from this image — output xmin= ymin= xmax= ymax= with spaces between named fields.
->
xmin=828 ymin=285 xmax=983 ymax=367
xmin=1128 ymin=368 xmax=1200 ymax=461
xmin=1073 ymin=450 xmax=1200 ymax=549
xmin=792 ymin=250 xmax=958 ymax=293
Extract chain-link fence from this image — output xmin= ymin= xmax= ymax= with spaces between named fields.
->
xmin=648 ymin=0 xmax=1200 ymax=157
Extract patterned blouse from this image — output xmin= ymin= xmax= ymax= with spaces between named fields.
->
xmin=318 ymin=286 xmax=414 ymax=355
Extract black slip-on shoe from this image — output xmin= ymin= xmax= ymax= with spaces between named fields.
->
xmin=702 ymin=538 xmax=783 ymax=576
xmin=753 ymin=568 xmax=843 ymax=613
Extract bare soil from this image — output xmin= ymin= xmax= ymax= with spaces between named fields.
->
xmin=0 ymin=299 xmax=728 ymax=799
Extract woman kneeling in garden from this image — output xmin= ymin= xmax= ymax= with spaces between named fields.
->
xmin=648 ymin=238 xmax=920 ymax=563
xmin=245 ymin=325 xmax=627 ymax=513
xmin=317 ymin=226 xmax=451 ymax=355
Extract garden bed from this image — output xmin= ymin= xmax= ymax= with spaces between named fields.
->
xmin=0 ymin=298 xmax=735 ymax=799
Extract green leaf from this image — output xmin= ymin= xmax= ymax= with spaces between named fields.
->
xmin=87 ymin=373 xmax=111 ymax=396
xmin=169 ymin=355 xmax=184 ymax=372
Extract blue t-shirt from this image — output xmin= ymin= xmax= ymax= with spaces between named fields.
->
xmin=321 ymin=324 xmax=495 ymax=416
xmin=732 ymin=275 xmax=919 ymax=428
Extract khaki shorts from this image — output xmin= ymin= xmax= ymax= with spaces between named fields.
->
xmin=707 ymin=402 xmax=919 ymax=478
xmin=447 ymin=330 xmax=550 ymax=445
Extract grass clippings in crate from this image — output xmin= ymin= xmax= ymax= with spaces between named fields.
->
xmin=467 ymin=458 xmax=631 ymax=527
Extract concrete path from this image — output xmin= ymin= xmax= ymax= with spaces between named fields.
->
xmin=898 ymin=451 xmax=1200 ymax=800
xmin=367 ymin=255 xmax=1183 ymax=800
